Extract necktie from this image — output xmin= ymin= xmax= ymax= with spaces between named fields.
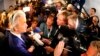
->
xmin=21 ymin=35 xmax=26 ymax=43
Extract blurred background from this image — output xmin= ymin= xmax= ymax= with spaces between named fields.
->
xmin=0 ymin=0 xmax=100 ymax=26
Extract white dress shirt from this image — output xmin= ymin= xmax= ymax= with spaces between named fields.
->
xmin=11 ymin=31 xmax=24 ymax=42
xmin=75 ymin=18 xmax=79 ymax=29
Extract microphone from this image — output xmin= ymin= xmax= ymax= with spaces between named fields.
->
xmin=80 ymin=46 xmax=87 ymax=51
xmin=63 ymin=48 xmax=72 ymax=52
xmin=29 ymin=31 xmax=44 ymax=46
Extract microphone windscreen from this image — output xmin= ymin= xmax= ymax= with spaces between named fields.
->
xmin=33 ymin=33 xmax=44 ymax=46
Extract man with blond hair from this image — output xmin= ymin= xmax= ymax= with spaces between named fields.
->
xmin=8 ymin=10 xmax=34 ymax=56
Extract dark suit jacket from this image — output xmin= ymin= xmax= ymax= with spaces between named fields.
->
xmin=0 ymin=32 xmax=5 ymax=56
xmin=8 ymin=32 xmax=32 ymax=56
xmin=75 ymin=17 xmax=87 ymax=35
xmin=50 ymin=26 xmax=76 ymax=48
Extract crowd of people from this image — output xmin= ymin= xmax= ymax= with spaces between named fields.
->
xmin=0 ymin=0 xmax=100 ymax=56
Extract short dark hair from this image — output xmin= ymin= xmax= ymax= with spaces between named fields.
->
xmin=47 ymin=14 xmax=54 ymax=19
xmin=3 ymin=18 xmax=9 ymax=28
xmin=91 ymin=8 xmax=96 ymax=13
xmin=31 ymin=17 xmax=38 ymax=23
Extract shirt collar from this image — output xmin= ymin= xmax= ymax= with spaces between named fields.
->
xmin=11 ymin=31 xmax=24 ymax=42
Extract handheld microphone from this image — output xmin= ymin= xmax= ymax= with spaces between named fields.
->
xmin=29 ymin=31 xmax=44 ymax=46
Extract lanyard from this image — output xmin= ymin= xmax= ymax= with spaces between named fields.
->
xmin=48 ymin=27 xmax=53 ymax=37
